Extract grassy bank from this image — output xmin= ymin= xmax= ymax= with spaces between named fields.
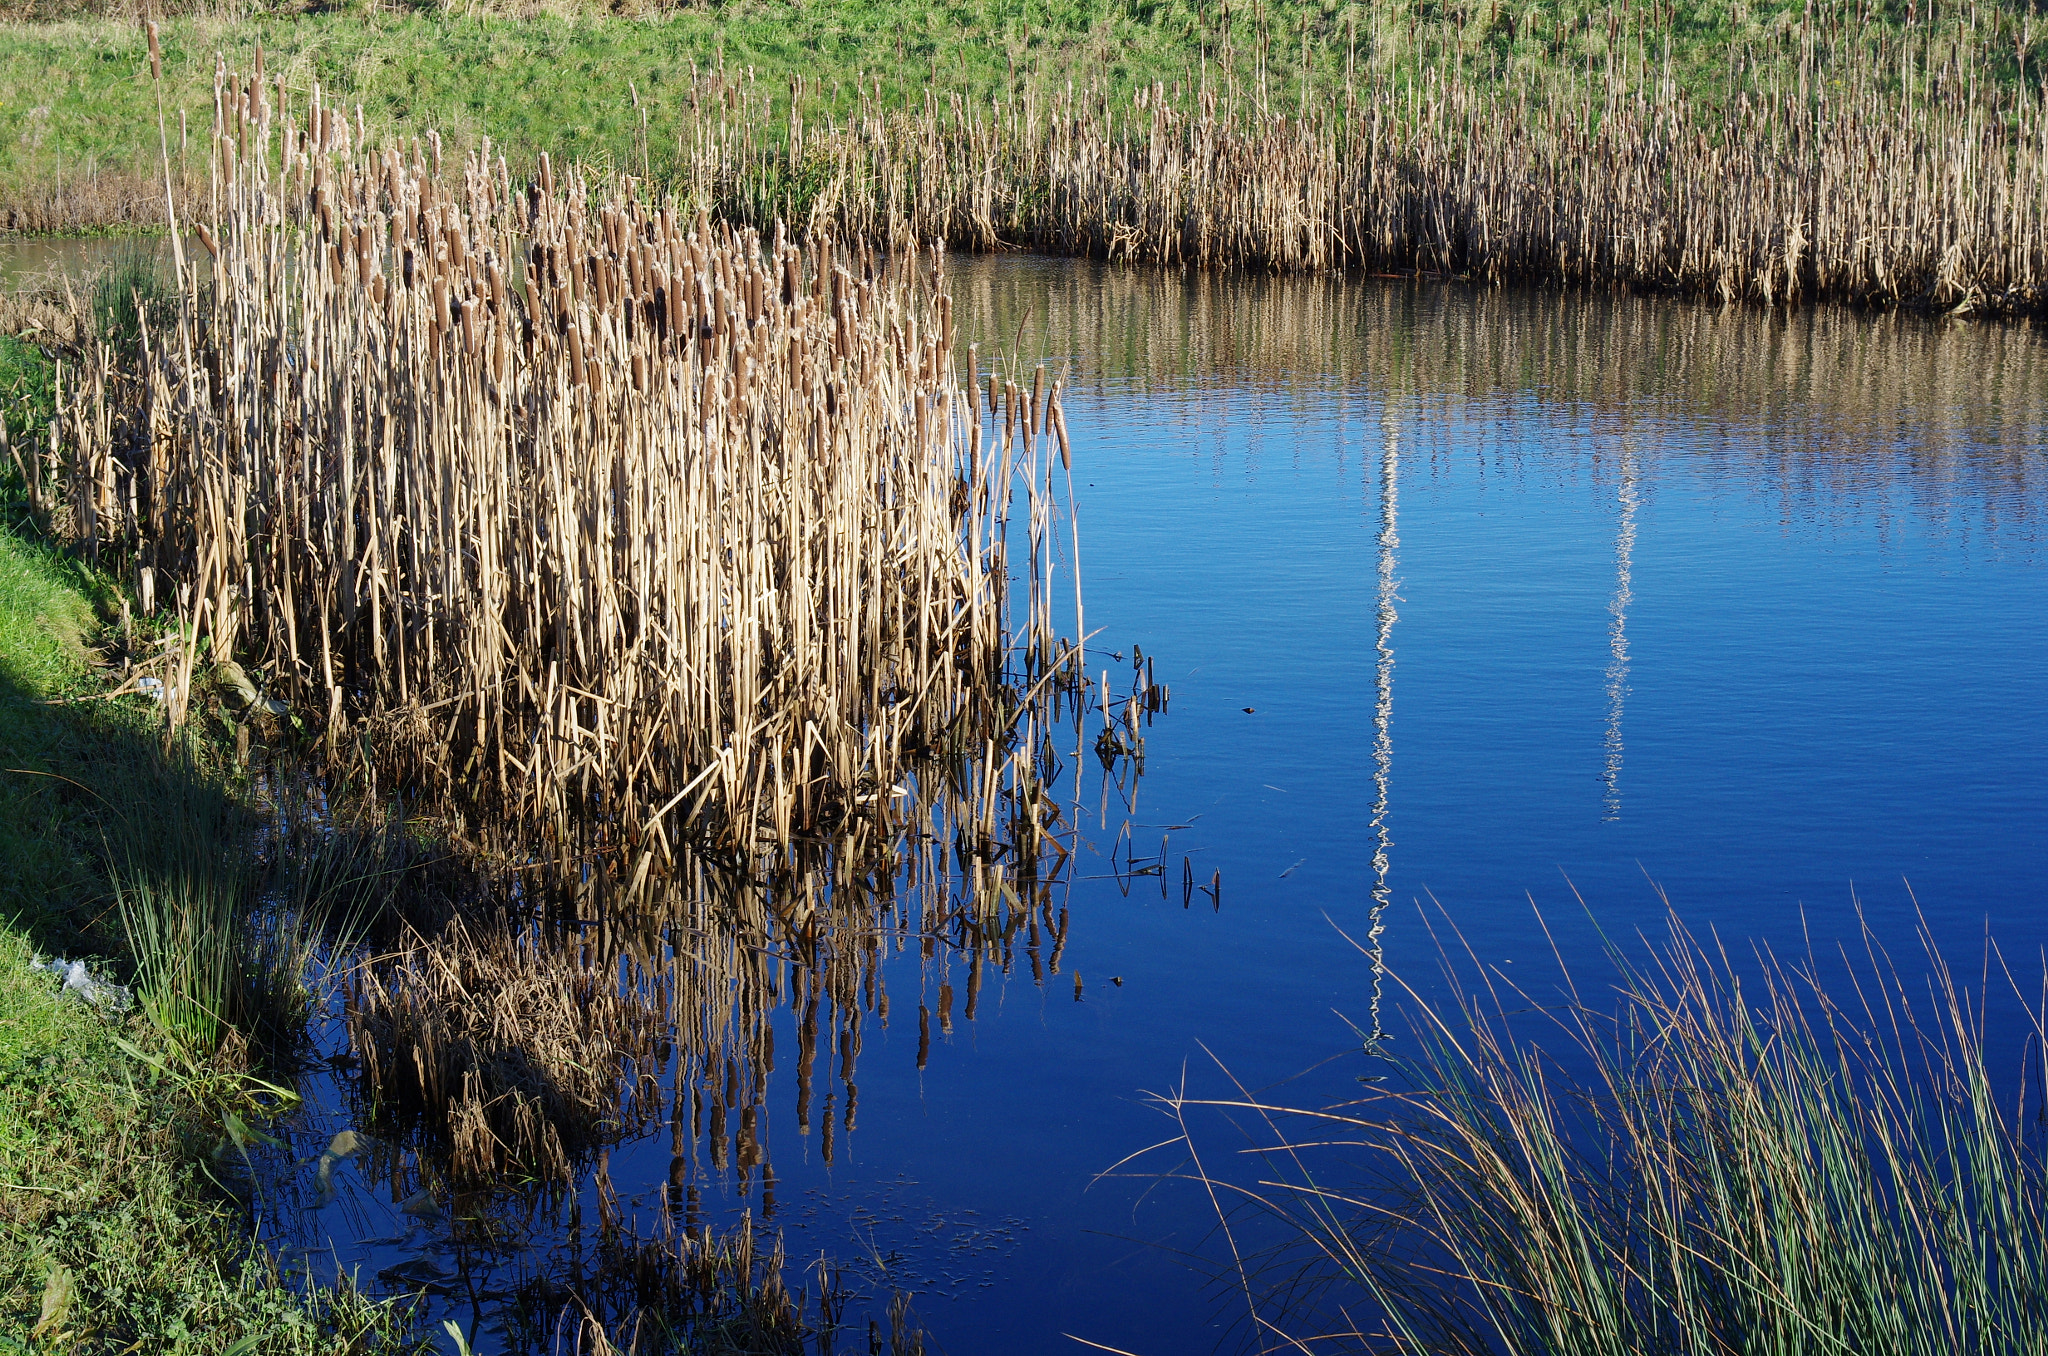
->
xmin=1 ymin=0 xmax=2038 ymax=231
xmin=2 ymin=0 xmax=1284 ymax=229
xmin=3 ymin=0 xmax=2042 ymax=313
xmin=0 ymin=332 xmax=420 ymax=1352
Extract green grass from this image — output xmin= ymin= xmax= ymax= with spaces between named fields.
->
xmin=1153 ymin=914 xmax=2048 ymax=1353
xmin=0 ymin=332 xmax=424 ymax=1354
xmin=0 ymin=0 xmax=2036 ymax=232
xmin=0 ymin=920 xmax=421 ymax=1353
xmin=0 ymin=335 xmax=109 ymax=939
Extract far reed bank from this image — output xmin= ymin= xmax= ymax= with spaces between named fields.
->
xmin=6 ymin=0 xmax=2046 ymax=315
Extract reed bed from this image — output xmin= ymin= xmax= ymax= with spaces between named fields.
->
xmin=1141 ymin=914 xmax=2048 ymax=1353
xmin=0 ymin=167 xmax=206 ymax=236
xmin=40 ymin=67 xmax=1080 ymax=881
xmin=677 ymin=10 xmax=2048 ymax=315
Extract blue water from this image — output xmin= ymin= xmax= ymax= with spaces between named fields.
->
xmin=868 ymin=262 xmax=2048 ymax=1352
xmin=286 ymin=259 xmax=2048 ymax=1353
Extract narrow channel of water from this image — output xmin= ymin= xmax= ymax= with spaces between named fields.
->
xmin=18 ymin=247 xmax=2046 ymax=1352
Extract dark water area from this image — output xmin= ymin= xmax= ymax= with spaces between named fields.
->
xmin=18 ymin=247 xmax=2046 ymax=1351
xmin=0 ymin=234 xmax=179 ymax=287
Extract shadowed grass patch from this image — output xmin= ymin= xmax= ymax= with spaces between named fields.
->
xmin=0 ymin=335 xmax=427 ymax=1352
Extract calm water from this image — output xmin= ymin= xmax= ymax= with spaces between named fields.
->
xmin=876 ymin=261 xmax=2048 ymax=1352
xmin=29 ymin=248 xmax=2042 ymax=1350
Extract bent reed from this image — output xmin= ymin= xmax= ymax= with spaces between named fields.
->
xmin=36 ymin=65 xmax=1078 ymax=879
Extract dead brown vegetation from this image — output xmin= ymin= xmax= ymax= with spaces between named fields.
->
xmin=38 ymin=72 xmax=1079 ymax=885
xmin=682 ymin=25 xmax=2048 ymax=315
xmin=347 ymin=914 xmax=672 ymax=1183
xmin=0 ymin=169 xmax=203 ymax=237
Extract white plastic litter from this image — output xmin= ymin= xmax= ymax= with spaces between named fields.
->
xmin=33 ymin=956 xmax=134 ymax=1014
xmin=312 ymin=1129 xmax=373 ymax=1205
xmin=136 ymin=675 xmax=166 ymax=702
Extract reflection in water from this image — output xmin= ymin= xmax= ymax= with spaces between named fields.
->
xmin=1603 ymin=443 xmax=1641 ymax=822
xmin=1365 ymin=402 xmax=1400 ymax=1050
xmin=196 ymin=250 xmax=2048 ymax=1353
xmin=248 ymin=335 xmax=1162 ymax=1340
xmin=287 ymin=702 xmax=1118 ymax=1336
xmin=946 ymin=258 xmax=2047 ymax=548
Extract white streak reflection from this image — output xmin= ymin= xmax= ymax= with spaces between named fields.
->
xmin=1365 ymin=402 xmax=1399 ymax=1050
xmin=1603 ymin=443 xmax=1641 ymax=822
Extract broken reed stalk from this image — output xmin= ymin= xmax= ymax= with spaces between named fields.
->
xmin=53 ymin=71 xmax=1077 ymax=874
xmin=678 ymin=18 xmax=2046 ymax=316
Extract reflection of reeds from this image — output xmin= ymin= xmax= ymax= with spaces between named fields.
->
xmin=946 ymin=257 xmax=2047 ymax=535
xmin=505 ymin=1208 xmax=929 ymax=1356
xmin=1143 ymin=915 xmax=2048 ymax=1353
xmin=680 ymin=18 xmax=2047 ymax=315
xmin=347 ymin=916 xmax=672 ymax=1185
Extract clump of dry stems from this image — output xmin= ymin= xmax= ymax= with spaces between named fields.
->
xmin=43 ymin=70 xmax=1079 ymax=884
xmin=346 ymin=915 xmax=672 ymax=1184
xmin=678 ymin=12 xmax=2047 ymax=315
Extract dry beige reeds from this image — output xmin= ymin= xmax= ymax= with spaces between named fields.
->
xmin=0 ymin=167 xmax=205 ymax=236
xmin=45 ymin=72 xmax=1080 ymax=881
xmin=676 ymin=20 xmax=2047 ymax=316
xmin=346 ymin=914 xmax=672 ymax=1184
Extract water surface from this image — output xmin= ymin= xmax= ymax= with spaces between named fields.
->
xmin=26 ymin=250 xmax=2039 ymax=1351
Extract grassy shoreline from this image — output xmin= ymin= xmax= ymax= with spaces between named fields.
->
xmin=0 ymin=332 xmax=421 ymax=1352
xmin=3 ymin=0 xmax=2039 ymax=234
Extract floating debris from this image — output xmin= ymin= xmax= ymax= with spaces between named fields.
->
xmin=311 ymin=1129 xmax=374 ymax=1206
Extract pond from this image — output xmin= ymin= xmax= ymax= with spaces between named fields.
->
xmin=27 ymin=246 xmax=2048 ymax=1351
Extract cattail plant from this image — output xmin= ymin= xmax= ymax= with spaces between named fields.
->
xmin=53 ymin=71 xmax=1081 ymax=881
xmin=670 ymin=15 xmax=2047 ymax=316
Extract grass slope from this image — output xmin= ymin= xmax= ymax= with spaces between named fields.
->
xmin=1 ymin=0 xmax=2034 ymax=232
xmin=0 ymin=333 xmax=418 ymax=1354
